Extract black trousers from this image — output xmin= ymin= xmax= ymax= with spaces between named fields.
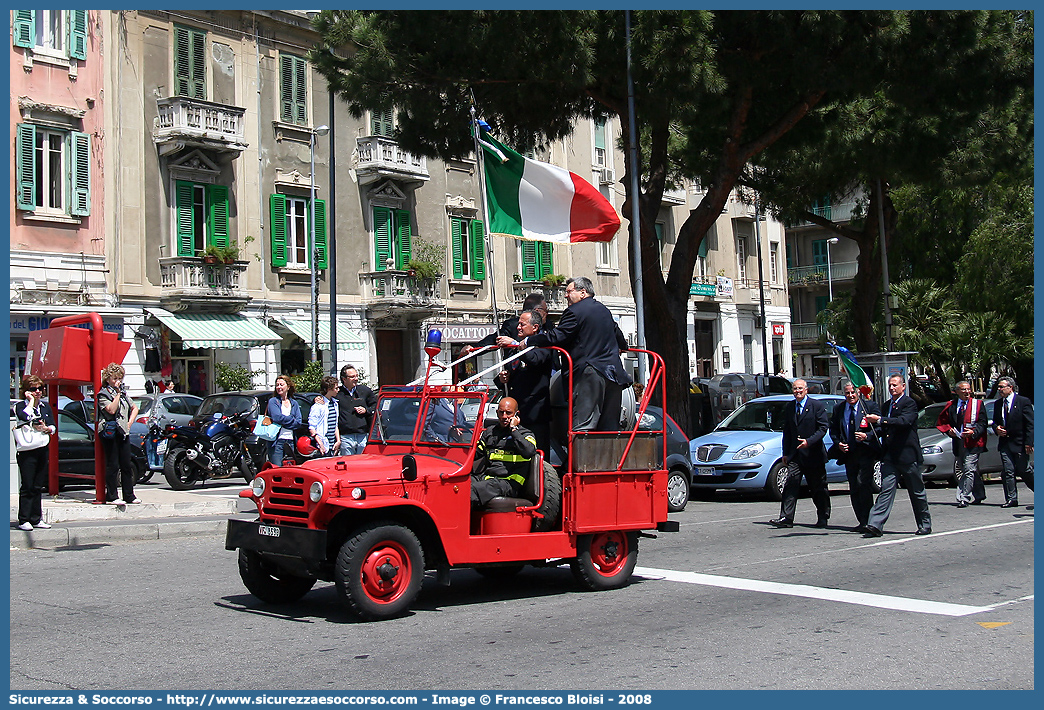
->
xmin=998 ymin=439 xmax=1034 ymax=503
xmin=470 ymin=475 xmax=522 ymax=508
xmin=780 ymin=459 xmax=830 ymax=522
xmin=17 ymin=446 xmax=49 ymax=525
xmin=573 ymin=366 xmax=623 ymax=432
xmin=845 ymin=455 xmax=877 ymax=526
xmin=102 ymin=431 xmax=136 ymax=502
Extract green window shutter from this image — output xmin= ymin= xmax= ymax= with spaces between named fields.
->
xmin=373 ymin=207 xmax=393 ymax=271
xmin=68 ymin=10 xmax=88 ymax=60
xmin=812 ymin=239 xmax=827 ymax=266
xmin=175 ymin=26 xmax=206 ymax=99
xmin=13 ymin=11 xmax=34 ymax=49
xmin=815 ymin=296 xmax=829 ymax=314
xmin=70 ymin=131 xmax=91 ymax=216
xmin=279 ymin=55 xmax=294 ymax=123
xmin=470 ymin=219 xmax=486 ymax=280
xmin=537 ymin=242 xmax=554 ymax=278
xmin=189 ymin=28 xmax=206 ymax=99
xmin=786 ymin=243 xmax=793 ymax=269
xmin=312 ymin=199 xmax=328 ymax=269
xmin=521 ymin=241 xmax=538 ymax=281
xmin=293 ymin=57 xmax=307 ymax=125
xmin=175 ymin=181 xmax=196 ymax=256
xmin=269 ymin=193 xmax=288 ymax=267
xmin=174 ymin=26 xmax=190 ymax=97
xmin=697 ymin=235 xmax=708 ymax=259
xmin=451 ymin=218 xmax=464 ymax=279
xmin=371 ymin=108 xmax=393 ymax=137
xmin=15 ymin=123 xmax=36 ymax=211
xmin=207 ymin=184 xmax=229 ymax=248
xmin=395 ymin=209 xmax=412 ymax=268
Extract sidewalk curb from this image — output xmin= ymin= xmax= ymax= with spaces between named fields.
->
xmin=10 ymin=515 xmax=251 ymax=550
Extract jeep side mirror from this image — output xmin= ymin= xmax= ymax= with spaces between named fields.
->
xmin=401 ymin=454 xmax=418 ymax=482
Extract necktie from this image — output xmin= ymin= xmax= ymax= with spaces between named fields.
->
xmin=847 ymin=405 xmax=856 ymax=442
xmin=957 ymin=401 xmax=965 ymax=423
xmin=1003 ymin=398 xmax=1010 ymax=425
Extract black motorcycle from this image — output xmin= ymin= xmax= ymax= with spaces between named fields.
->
xmin=162 ymin=410 xmax=257 ymax=490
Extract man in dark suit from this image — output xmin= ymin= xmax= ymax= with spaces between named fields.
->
xmin=863 ymin=375 xmax=932 ymax=537
xmin=829 ymin=381 xmax=882 ymax=532
xmin=769 ymin=379 xmax=830 ymax=529
xmin=993 ymin=376 xmax=1034 ymax=508
xmin=522 ymin=276 xmax=631 ymax=431
xmin=936 ymin=380 xmax=988 ymax=507
xmin=460 ymin=292 xmax=548 ymax=355
xmin=495 ymin=309 xmax=554 ymax=455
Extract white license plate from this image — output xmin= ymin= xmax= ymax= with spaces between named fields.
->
xmin=156 ymin=440 xmax=168 ymax=454
xmin=258 ymin=525 xmax=281 ymax=538
xmin=697 ymin=466 xmax=718 ymax=476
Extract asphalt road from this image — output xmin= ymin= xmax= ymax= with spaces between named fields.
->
xmin=9 ymin=481 xmax=1033 ymax=692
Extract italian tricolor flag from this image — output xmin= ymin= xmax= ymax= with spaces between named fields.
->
xmin=479 ymin=133 xmax=621 ymax=243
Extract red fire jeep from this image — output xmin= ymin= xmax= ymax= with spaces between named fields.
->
xmin=225 ymin=343 xmax=678 ymax=620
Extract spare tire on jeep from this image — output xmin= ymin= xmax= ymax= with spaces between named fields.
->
xmin=533 ymin=461 xmax=562 ymax=532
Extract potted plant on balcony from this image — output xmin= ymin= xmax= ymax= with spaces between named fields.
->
xmin=541 ymin=273 xmax=566 ymax=288
xmin=218 ymin=244 xmax=240 ymax=264
xmin=199 ymin=244 xmax=222 ymax=264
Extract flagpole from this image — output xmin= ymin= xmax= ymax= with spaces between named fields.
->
xmin=625 ymin=10 xmax=648 ymax=384
xmin=470 ymin=101 xmax=500 ymax=334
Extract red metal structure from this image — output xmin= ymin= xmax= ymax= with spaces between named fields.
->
xmin=25 ymin=313 xmax=130 ymax=501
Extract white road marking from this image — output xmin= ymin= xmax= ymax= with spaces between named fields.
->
xmin=863 ymin=519 xmax=1033 ymax=546
xmin=635 ymin=567 xmax=997 ymax=617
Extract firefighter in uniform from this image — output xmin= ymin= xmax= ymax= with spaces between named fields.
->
xmin=471 ymin=397 xmax=538 ymax=507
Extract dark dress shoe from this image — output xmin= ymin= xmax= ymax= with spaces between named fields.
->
xmin=915 ymin=528 xmax=932 ymax=535
xmin=768 ymin=518 xmax=793 ymax=528
xmin=1000 ymin=501 xmax=1019 ymax=508
xmin=956 ymin=501 xmax=968 ymax=508
xmin=862 ymin=525 xmax=883 ymax=538
xmin=851 ymin=524 xmax=868 ymax=533
xmin=814 ymin=517 xmax=829 ymax=528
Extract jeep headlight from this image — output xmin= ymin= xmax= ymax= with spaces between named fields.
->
xmin=250 ymin=477 xmax=266 ymax=497
xmin=922 ymin=445 xmax=943 ymax=455
xmin=309 ymin=481 xmax=324 ymax=503
xmin=733 ymin=443 xmax=764 ymax=460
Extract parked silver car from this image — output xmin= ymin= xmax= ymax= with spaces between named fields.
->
xmin=918 ymin=399 xmax=1007 ymax=484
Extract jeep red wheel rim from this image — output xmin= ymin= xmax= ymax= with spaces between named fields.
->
xmin=588 ymin=532 xmax=628 ymax=577
xmin=359 ymin=541 xmax=412 ymax=603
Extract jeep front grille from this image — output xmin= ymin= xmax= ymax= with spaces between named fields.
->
xmin=259 ymin=473 xmax=312 ymax=525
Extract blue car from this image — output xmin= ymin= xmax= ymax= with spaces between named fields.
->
xmin=689 ymin=394 xmax=880 ymax=500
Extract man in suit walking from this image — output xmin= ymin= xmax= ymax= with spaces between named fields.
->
xmin=769 ymin=379 xmax=830 ymax=529
xmin=936 ymin=380 xmax=988 ymax=507
xmin=863 ymin=375 xmax=932 ymax=537
xmin=993 ymin=376 xmax=1034 ymax=508
xmin=829 ymin=381 xmax=882 ymax=532
xmin=522 ymin=276 xmax=631 ymax=431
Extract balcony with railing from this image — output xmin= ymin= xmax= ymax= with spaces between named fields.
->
xmin=790 ymin=202 xmax=858 ymax=227
xmin=512 ymin=281 xmax=568 ymax=312
xmin=786 ymin=260 xmax=858 ymax=287
xmin=154 ymin=97 xmax=248 ymax=155
xmin=355 ymin=136 xmax=430 ymax=185
xmin=360 ymin=270 xmax=443 ymax=319
xmin=791 ymin=322 xmax=826 ymax=343
xmin=158 ymin=257 xmax=249 ymax=310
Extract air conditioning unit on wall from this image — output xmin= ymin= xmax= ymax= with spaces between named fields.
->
xmin=599 ymin=167 xmax=615 ymax=185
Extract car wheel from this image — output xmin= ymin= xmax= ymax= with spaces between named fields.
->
xmin=667 ymin=468 xmax=690 ymax=512
xmin=765 ymin=461 xmax=787 ymax=502
xmin=335 ymin=522 xmax=425 ymax=621
xmin=238 ymin=549 xmax=316 ymax=604
xmin=570 ymin=531 xmax=639 ymax=591
xmin=871 ymin=461 xmax=882 ymax=494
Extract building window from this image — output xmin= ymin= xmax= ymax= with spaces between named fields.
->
xmin=786 ymin=242 xmax=794 ymax=269
xmin=279 ymin=54 xmax=308 ymax=125
xmin=373 ymin=206 xmax=411 ymax=270
xmin=173 ymin=24 xmax=206 ymax=99
xmin=371 ymin=108 xmax=394 ymax=138
xmin=15 ymin=124 xmax=90 ymax=217
xmin=597 ymin=236 xmax=618 ymax=270
xmin=269 ymin=193 xmax=327 ymax=268
xmin=594 ymin=117 xmax=607 ymax=166
xmin=12 ymin=10 xmax=87 ymax=60
xmin=519 ymin=241 xmax=553 ymax=280
xmin=451 ymin=217 xmax=485 ymax=280
xmin=770 ymin=243 xmax=779 ymax=283
xmin=736 ymin=236 xmax=748 ymax=282
xmin=812 ymin=239 xmax=828 ymax=266
xmin=176 ymin=181 xmax=228 ymax=257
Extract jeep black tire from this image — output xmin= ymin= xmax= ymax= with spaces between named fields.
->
xmin=238 ymin=549 xmax=316 ymax=604
xmin=335 ymin=522 xmax=425 ymax=621
xmin=570 ymin=531 xmax=639 ymax=591
xmin=532 ymin=461 xmax=562 ymax=532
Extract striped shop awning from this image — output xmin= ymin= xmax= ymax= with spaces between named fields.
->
xmin=146 ymin=308 xmax=281 ymax=349
xmin=275 ymin=318 xmax=366 ymax=350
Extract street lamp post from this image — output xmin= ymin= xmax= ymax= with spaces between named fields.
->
xmin=826 ymin=236 xmax=839 ymax=302
xmin=310 ymin=124 xmax=329 ymax=363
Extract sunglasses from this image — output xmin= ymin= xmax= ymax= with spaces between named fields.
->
xmin=26 ymin=387 xmax=43 ymax=392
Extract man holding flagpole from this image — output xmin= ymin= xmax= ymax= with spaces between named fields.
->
xmin=829 ymin=381 xmax=882 ymax=532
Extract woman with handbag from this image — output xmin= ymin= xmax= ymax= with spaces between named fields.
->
xmin=14 ymin=375 xmax=56 ymax=531
xmin=97 ymin=363 xmax=140 ymax=505
xmin=265 ymin=374 xmax=301 ymax=466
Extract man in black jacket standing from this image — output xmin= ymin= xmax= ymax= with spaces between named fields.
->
xmin=993 ymin=376 xmax=1034 ymax=507
xmin=495 ymin=309 xmax=554 ymax=455
xmin=336 ymin=365 xmax=376 ymax=455
xmin=770 ymin=379 xmax=830 ymax=529
xmin=829 ymin=381 xmax=882 ymax=532
xmin=521 ymin=276 xmax=631 ymax=431
xmin=863 ymin=375 xmax=932 ymax=537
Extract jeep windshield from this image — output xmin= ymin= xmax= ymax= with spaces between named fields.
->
xmin=370 ymin=388 xmax=484 ymax=446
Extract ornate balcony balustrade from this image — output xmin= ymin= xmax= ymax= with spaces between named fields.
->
xmin=154 ymin=97 xmax=248 ymax=155
xmin=355 ymin=136 xmax=429 ymax=184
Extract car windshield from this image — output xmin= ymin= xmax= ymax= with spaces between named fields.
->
xmin=717 ymin=400 xmax=790 ymax=432
xmin=198 ymin=395 xmax=257 ymax=418
xmin=371 ymin=389 xmax=483 ymax=446
xmin=917 ymin=403 xmax=947 ymax=429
